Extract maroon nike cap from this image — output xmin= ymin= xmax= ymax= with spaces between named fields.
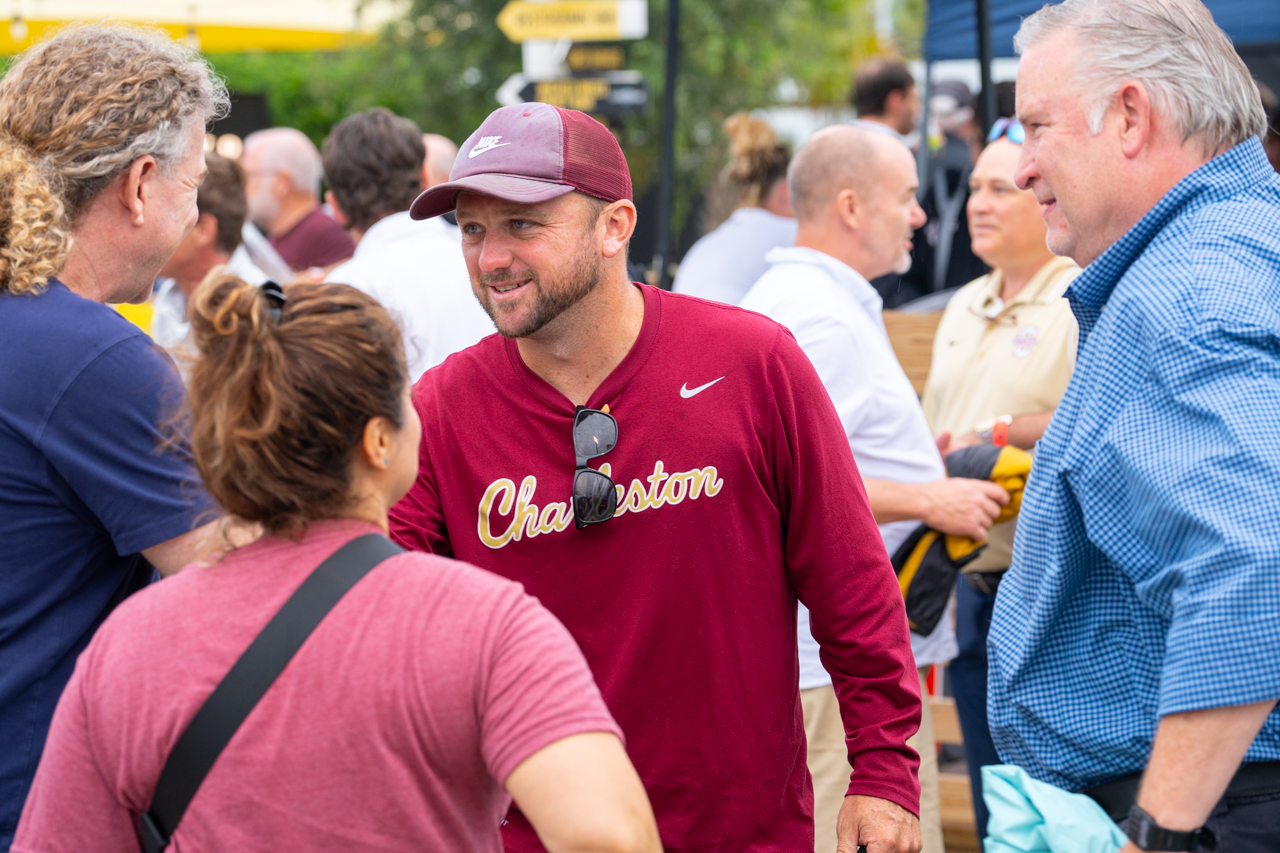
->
xmin=409 ymin=102 xmax=633 ymax=220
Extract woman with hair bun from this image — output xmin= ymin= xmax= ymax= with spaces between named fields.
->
xmin=672 ymin=112 xmax=795 ymax=305
xmin=14 ymin=276 xmax=660 ymax=853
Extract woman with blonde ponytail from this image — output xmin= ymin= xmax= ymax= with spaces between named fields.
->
xmin=0 ymin=24 xmax=232 ymax=843
xmin=672 ymin=112 xmax=796 ymax=304
xmin=15 ymin=276 xmax=659 ymax=853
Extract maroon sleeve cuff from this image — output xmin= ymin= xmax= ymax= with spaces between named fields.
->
xmin=845 ymin=749 xmax=921 ymax=818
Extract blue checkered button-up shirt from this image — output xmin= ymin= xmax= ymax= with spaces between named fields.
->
xmin=988 ymin=137 xmax=1280 ymax=791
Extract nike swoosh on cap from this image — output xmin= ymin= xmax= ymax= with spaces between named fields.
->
xmin=680 ymin=377 xmax=725 ymax=399
xmin=468 ymin=137 xmax=511 ymax=158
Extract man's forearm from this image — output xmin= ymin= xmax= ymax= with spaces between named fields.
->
xmin=1007 ymin=410 xmax=1054 ymax=450
xmin=861 ymin=479 xmax=928 ymax=525
xmin=1136 ymin=699 xmax=1277 ymax=830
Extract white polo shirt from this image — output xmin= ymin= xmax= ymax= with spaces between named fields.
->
xmin=327 ymin=211 xmax=495 ymax=382
xmin=672 ymin=207 xmax=798 ymax=306
xmin=741 ymin=246 xmax=956 ymax=681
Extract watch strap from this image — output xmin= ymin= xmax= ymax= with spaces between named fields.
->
xmin=1125 ymin=805 xmax=1213 ymax=851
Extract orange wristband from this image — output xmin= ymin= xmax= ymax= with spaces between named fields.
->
xmin=991 ymin=420 xmax=1009 ymax=447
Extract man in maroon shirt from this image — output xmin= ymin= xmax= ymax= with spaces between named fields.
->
xmin=242 ymin=127 xmax=355 ymax=273
xmin=390 ymin=103 xmax=922 ymax=853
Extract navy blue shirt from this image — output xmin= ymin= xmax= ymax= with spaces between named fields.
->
xmin=0 ymin=281 xmax=213 ymax=847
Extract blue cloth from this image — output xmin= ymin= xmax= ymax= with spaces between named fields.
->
xmin=924 ymin=0 xmax=1280 ymax=61
xmin=988 ymin=137 xmax=1280 ymax=791
xmin=0 ymin=281 xmax=213 ymax=848
xmin=982 ymin=765 xmax=1125 ymax=853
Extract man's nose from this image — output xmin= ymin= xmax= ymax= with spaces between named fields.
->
xmin=476 ymin=235 xmax=513 ymax=273
xmin=909 ymin=197 xmax=927 ymax=229
xmin=1014 ymin=146 xmax=1037 ymax=192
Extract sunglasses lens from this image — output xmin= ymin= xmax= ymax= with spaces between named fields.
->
xmin=1007 ymin=120 xmax=1025 ymax=144
xmin=574 ymin=468 xmax=617 ymax=524
xmin=573 ymin=410 xmax=618 ymax=459
xmin=987 ymin=117 xmax=1009 ymax=143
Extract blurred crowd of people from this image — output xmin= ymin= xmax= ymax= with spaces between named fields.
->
xmin=3 ymin=1 xmax=1280 ymax=852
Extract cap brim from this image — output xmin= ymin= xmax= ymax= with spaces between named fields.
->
xmin=409 ymin=173 xmax=576 ymax=220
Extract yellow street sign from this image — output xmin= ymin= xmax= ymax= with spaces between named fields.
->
xmin=496 ymin=0 xmax=647 ymax=44
xmin=0 ymin=18 xmax=369 ymax=54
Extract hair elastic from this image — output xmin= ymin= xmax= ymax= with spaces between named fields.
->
xmin=259 ymin=280 xmax=286 ymax=323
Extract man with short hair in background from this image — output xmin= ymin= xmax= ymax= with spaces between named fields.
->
xmin=990 ymin=0 xmax=1280 ymax=847
xmin=741 ymin=125 xmax=1011 ymax=853
xmin=323 ymin=108 xmax=493 ymax=381
xmin=153 ymin=151 xmax=268 ymax=349
xmin=0 ymin=25 xmax=229 ymax=849
xmin=423 ymin=132 xmax=463 ymax=234
xmin=852 ymin=59 xmax=919 ymax=142
xmin=391 ymin=103 xmax=925 ymax=853
xmin=242 ymin=126 xmax=354 ymax=274
xmin=422 ymin=132 xmax=459 ymax=189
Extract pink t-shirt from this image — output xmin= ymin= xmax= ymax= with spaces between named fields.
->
xmin=390 ymin=285 xmax=922 ymax=852
xmin=13 ymin=520 xmax=620 ymax=853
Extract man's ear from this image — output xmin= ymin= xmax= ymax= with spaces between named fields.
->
xmin=419 ymin=161 xmax=431 ymax=191
xmin=834 ymin=187 xmax=861 ymax=232
xmin=325 ymin=190 xmax=350 ymax=228
xmin=1116 ymin=80 xmax=1154 ymax=160
xmin=883 ymin=88 xmax=904 ymax=119
xmin=122 ymin=155 xmax=160 ymax=227
xmin=600 ymin=200 xmax=638 ymax=260
xmin=191 ymin=212 xmax=219 ymax=247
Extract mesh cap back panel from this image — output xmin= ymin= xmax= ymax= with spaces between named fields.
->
xmin=557 ymin=108 xmax=633 ymax=203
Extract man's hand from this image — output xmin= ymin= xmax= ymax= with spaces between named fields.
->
xmin=836 ymin=795 xmax=921 ymax=853
xmin=919 ymin=477 xmax=1010 ymax=540
xmin=935 ymin=430 xmax=983 ymax=458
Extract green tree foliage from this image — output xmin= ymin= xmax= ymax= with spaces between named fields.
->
xmin=207 ymin=0 xmax=900 ymax=253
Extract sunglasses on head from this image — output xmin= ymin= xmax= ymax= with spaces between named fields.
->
xmin=987 ymin=117 xmax=1026 ymax=145
xmin=571 ymin=405 xmax=619 ymax=529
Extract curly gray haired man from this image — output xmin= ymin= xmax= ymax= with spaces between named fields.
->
xmin=987 ymin=2 xmax=1280 ymax=850
xmin=0 ymin=24 xmax=232 ymax=848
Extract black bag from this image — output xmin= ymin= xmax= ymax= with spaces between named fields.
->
xmin=138 ymin=533 xmax=403 ymax=852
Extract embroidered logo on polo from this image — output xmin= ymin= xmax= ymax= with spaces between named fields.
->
xmin=1012 ymin=325 xmax=1040 ymax=359
xmin=476 ymin=460 xmax=725 ymax=549
xmin=468 ymin=135 xmax=510 ymax=158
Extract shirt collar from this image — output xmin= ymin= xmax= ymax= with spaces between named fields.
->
xmin=764 ymin=245 xmax=884 ymax=318
xmin=975 ymin=255 xmax=1077 ymax=312
xmin=1066 ymin=137 xmax=1273 ymax=336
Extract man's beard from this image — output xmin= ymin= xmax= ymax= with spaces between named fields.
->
xmin=248 ymin=186 xmax=280 ymax=234
xmin=892 ymin=245 xmax=914 ymax=276
xmin=478 ymin=247 xmax=603 ymax=339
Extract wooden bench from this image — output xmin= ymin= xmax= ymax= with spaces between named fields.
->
xmin=883 ymin=312 xmax=980 ymax=851
xmin=932 ymin=696 xmax=980 ymax=852
xmin=882 ymin=311 xmax=944 ymax=395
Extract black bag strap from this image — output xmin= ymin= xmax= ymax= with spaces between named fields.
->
xmin=138 ymin=533 xmax=403 ymax=852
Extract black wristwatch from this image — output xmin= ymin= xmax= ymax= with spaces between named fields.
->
xmin=1125 ymin=805 xmax=1216 ymax=851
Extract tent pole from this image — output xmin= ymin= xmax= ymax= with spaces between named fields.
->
xmin=975 ymin=0 xmax=996 ymax=134
xmin=653 ymin=0 xmax=680 ymax=290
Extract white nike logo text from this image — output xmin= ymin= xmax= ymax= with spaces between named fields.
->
xmin=680 ymin=377 xmax=725 ymax=399
xmin=468 ymin=135 xmax=511 ymax=158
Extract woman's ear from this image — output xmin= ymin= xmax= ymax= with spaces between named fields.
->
xmin=360 ymin=416 xmax=392 ymax=470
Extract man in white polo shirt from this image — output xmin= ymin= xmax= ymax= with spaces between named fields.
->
xmin=741 ymin=125 xmax=1009 ymax=853
xmin=323 ymin=108 xmax=494 ymax=381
